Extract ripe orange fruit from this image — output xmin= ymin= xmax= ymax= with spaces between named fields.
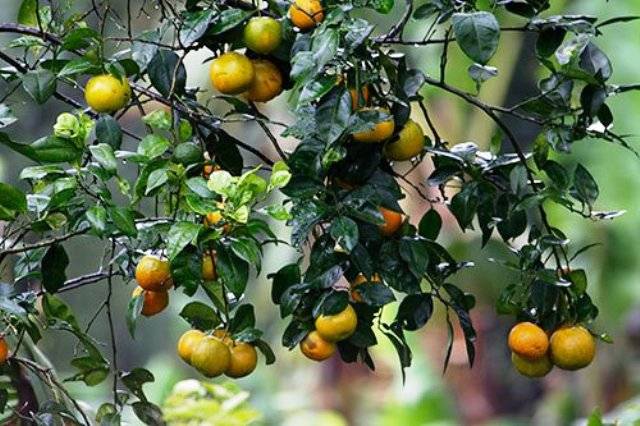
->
xmin=210 ymin=52 xmax=255 ymax=95
xmin=132 ymin=286 xmax=169 ymax=316
xmin=351 ymin=273 xmax=381 ymax=302
xmin=202 ymin=252 xmax=217 ymax=281
xmin=85 ymin=74 xmax=131 ymax=113
xmin=379 ymin=207 xmax=403 ymax=237
xmin=549 ymin=325 xmax=596 ymax=370
xmin=190 ymin=336 xmax=231 ymax=378
xmin=177 ymin=329 xmax=205 ymax=364
xmin=246 ymin=59 xmax=283 ymax=103
xmin=315 ymin=304 xmax=358 ymax=342
xmin=213 ymin=329 xmax=233 ymax=345
xmin=384 ymin=119 xmax=426 ymax=161
xmin=204 ymin=211 xmax=223 ymax=227
xmin=349 ymin=85 xmax=370 ymax=110
xmin=0 ymin=337 xmax=8 ymax=364
xmin=289 ymin=0 xmax=324 ymax=31
xmin=508 ymin=322 xmax=549 ymax=361
xmin=226 ymin=342 xmax=258 ymax=378
xmin=300 ymin=330 xmax=336 ymax=361
xmin=352 ymin=108 xmax=395 ymax=143
xmin=244 ymin=17 xmax=282 ymax=55
xmin=511 ymin=352 xmax=553 ymax=378
xmin=135 ymin=255 xmax=172 ymax=292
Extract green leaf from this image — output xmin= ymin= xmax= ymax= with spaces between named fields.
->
xmin=329 ymin=216 xmax=359 ymax=253
xmin=356 ymin=283 xmax=395 ymax=307
xmin=229 ymin=304 xmax=256 ymax=333
xmin=166 ymin=222 xmax=201 ymax=260
xmin=41 ymin=244 xmax=69 ymax=293
xmin=208 ymin=9 xmax=251 ymax=35
xmin=0 ymin=183 xmax=27 ymax=220
xmin=216 ymin=245 xmax=249 ymax=296
xmin=30 ymin=135 xmax=82 ymax=163
xmin=230 ymin=237 xmax=262 ymax=272
xmin=418 ymin=209 xmax=442 ymax=240
xmin=58 ymin=58 xmax=98 ymax=77
xmin=127 ymin=294 xmax=144 ymax=338
xmin=142 ymin=109 xmax=172 ymax=131
xmin=138 ymin=134 xmax=171 ymax=159
xmin=122 ymin=368 xmax=155 ymax=402
xmin=180 ymin=9 xmax=215 ymax=45
xmin=17 ymin=0 xmax=38 ymax=27
xmin=316 ymin=88 xmax=351 ymax=144
xmin=208 ymin=131 xmax=244 ymax=176
xmin=95 ymin=115 xmax=123 ymax=149
xmin=132 ymin=402 xmax=164 ymax=425
xmin=452 ymin=12 xmax=500 ymax=65
xmin=147 ymin=50 xmax=186 ymax=97
xmin=179 ymin=301 xmax=221 ymax=330
xmin=86 ymin=205 xmax=107 ymax=236
xmin=145 ymin=168 xmax=169 ymax=195
xmin=108 ymin=206 xmax=138 ymax=237
xmin=22 ymin=69 xmax=56 ymax=104
xmin=89 ymin=143 xmax=118 ymax=172
xmin=396 ymin=293 xmax=433 ymax=331
xmin=573 ymin=164 xmax=599 ymax=207
xmin=255 ymin=339 xmax=276 ymax=365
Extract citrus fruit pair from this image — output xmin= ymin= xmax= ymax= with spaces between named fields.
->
xmin=210 ymin=53 xmax=283 ymax=103
xmin=300 ymin=305 xmax=358 ymax=362
xmin=177 ymin=329 xmax=258 ymax=378
xmin=131 ymin=286 xmax=169 ymax=317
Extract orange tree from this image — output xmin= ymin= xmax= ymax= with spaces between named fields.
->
xmin=0 ymin=0 xmax=637 ymax=423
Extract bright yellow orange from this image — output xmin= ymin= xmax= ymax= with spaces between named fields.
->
xmin=549 ymin=325 xmax=596 ymax=370
xmin=300 ymin=330 xmax=336 ymax=361
xmin=379 ymin=207 xmax=403 ymax=237
xmin=244 ymin=17 xmax=282 ymax=55
xmin=289 ymin=0 xmax=324 ymax=31
xmin=511 ymin=352 xmax=553 ymax=378
xmin=177 ymin=329 xmax=205 ymax=364
xmin=85 ymin=74 xmax=131 ymax=113
xmin=135 ymin=255 xmax=172 ymax=292
xmin=226 ymin=342 xmax=258 ymax=378
xmin=352 ymin=108 xmax=395 ymax=143
xmin=132 ymin=286 xmax=169 ymax=317
xmin=351 ymin=273 xmax=381 ymax=303
xmin=384 ymin=119 xmax=425 ymax=161
xmin=202 ymin=252 xmax=217 ymax=281
xmin=210 ymin=52 xmax=255 ymax=95
xmin=0 ymin=337 xmax=8 ymax=364
xmin=315 ymin=304 xmax=357 ymax=342
xmin=247 ymin=60 xmax=283 ymax=103
xmin=349 ymin=85 xmax=370 ymax=110
xmin=508 ymin=322 xmax=549 ymax=361
xmin=190 ymin=336 xmax=231 ymax=378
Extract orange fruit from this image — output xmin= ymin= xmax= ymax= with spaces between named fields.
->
xmin=246 ymin=59 xmax=283 ymax=103
xmin=0 ymin=337 xmax=8 ymax=364
xmin=352 ymin=108 xmax=395 ymax=143
xmin=349 ymin=85 xmax=370 ymax=110
xmin=315 ymin=304 xmax=357 ymax=342
xmin=508 ymin=322 xmax=549 ymax=361
xmin=225 ymin=342 xmax=258 ymax=378
xmin=289 ymin=0 xmax=324 ymax=31
xmin=549 ymin=325 xmax=596 ymax=370
xmin=511 ymin=352 xmax=553 ymax=378
xmin=379 ymin=207 xmax=403 ymax=237
xmin=213 ymin=329 xmax=233 ymax=344
xmin=190 ymin=336 xmax=231 ymax=378
xmin=132 ymin=286 xmax=169 ymax=316
xmin=384 ymin=119 xmax=425 ymax=161
xmin=244 ymin=17 xmax=282 ymax=55
xmin=351 ymin=273 xmax=381 ymax=303
xmin=300 ymin=330 xmax=336 ymax=361
xmin=210 ymin=52 xmax=255 ymax=95
xmin=177 ymin=329 xmax=205 ymax=364
xmin=85 ymin=74 xmax=131 ymax=113
xmin=202 ymin=252 xmax=217 ymax=281
xmin=135 ymin=255 xmax=172 ymax=292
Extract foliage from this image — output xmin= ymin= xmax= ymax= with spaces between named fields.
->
xmin=0 ymin=0 xmax=637 ymax=423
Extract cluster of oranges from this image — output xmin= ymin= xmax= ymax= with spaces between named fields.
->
xmin=132 ymin=255 xmax=173 ymax=316
xmin=177 ymin=329 xmax=258 ymax=379
xmin=299 ymin=304 xmax=358 ymax=361
xmin=508 ymin=321 xmax=596 ymax=378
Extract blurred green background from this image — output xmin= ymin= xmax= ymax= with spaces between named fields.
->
xmin=2 ymin=0 xmax=640 ymax=425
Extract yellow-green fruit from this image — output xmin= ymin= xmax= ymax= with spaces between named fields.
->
xmin=549 ymin=325 xmax=596 ymax=370
xmin=177 ymin=330 xmax=205 ymax=364
xmin=85 ymin=74 xmax=131 ymax=113
xmin=315 ymin=304 xmax=358 ymax=342
xmin=246 ymin=60 xmax=283 ymax=103
xmin=210 ymin=52 xmax=255 ymax=95
xmin=225 ymin=342 xmax=258 ymax=378
xmin=511 ymin=352 xmax=553 ymax=378
xmin=384 ymin=119 xmax=426 ymax=161
xmin=244 ymin=17 xmax=282 ymax=55
xmin=190 ymin=336 xmax=231 ymax=378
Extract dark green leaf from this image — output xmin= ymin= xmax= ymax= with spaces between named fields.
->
xmin=179 ymin=301 xmax=221 ymax=330
xmin=452 ymin=12 xmax=500 ymax=65
xmin=41 ymin=244 xmax=69 ymax=293
xmin=22 ymin=69 xmax=56 ymax=104
xmin=148 ymin=50 xmax=186 ymax=97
